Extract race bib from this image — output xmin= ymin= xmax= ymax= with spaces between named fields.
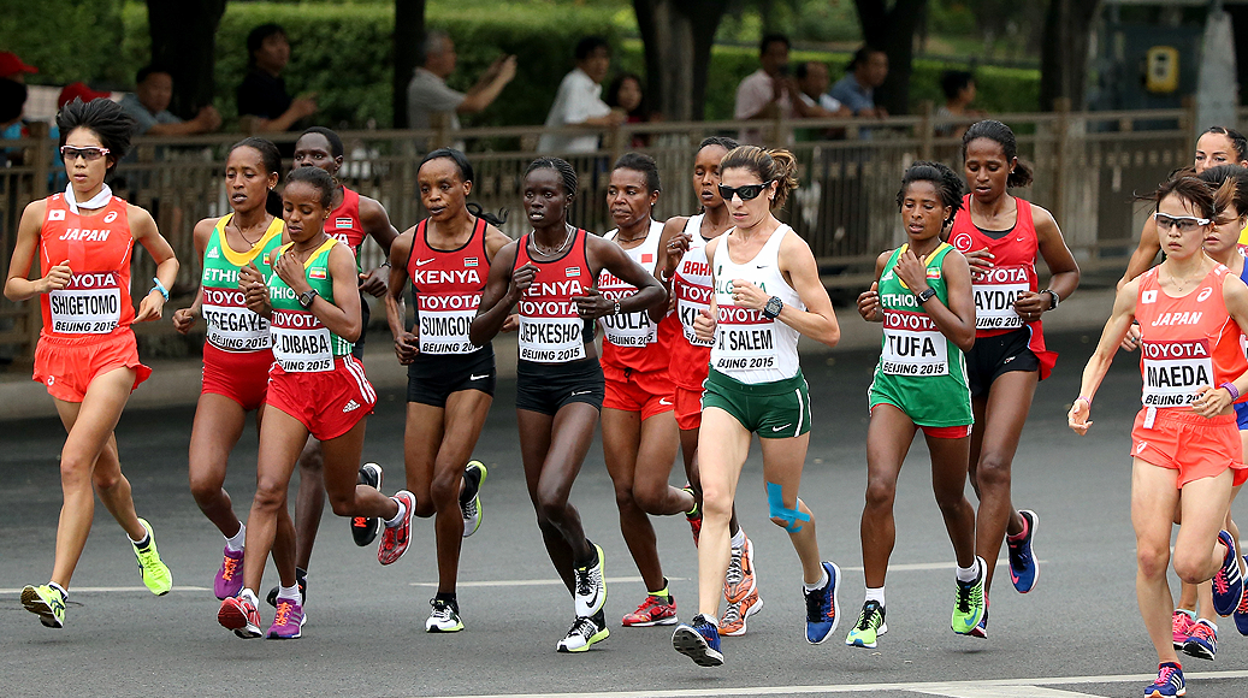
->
xmin=601 ymin=309 xmax=656 ymax=347
xmin=49 ymin=272 xmax=121 ymax=334
xmin=518 ymin=317 xmax=585 ymax=362
xmin=972 ymin=265 xmax=1030 ymax=330
xmin=880 ymin=310 xmax=949 ymax=376
xmin=676 ymin=282 xmax=713 ymax=347
xmin=202 ymin=288 xmax=270 ymax=352
xmin=1140 ymin=339 xmax=1213 ymax=407
xmin=417 ymin=292 xmax=479 ymax=355
xmin=271 ymin=309 xmax=333 ymax=372
xmin=713 ymin=305 xmax=777 ymax=372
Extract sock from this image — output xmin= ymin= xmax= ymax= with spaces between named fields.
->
xmin=240 ymin=588 xmax=259 ymax=606
xmin=956 ymin=560 xmax=980 ymax=583
xmin=435 ymin=591 xmax=459 ymax=610
xmin=459 ymin=465 xmax=482 ymax=505
xmin=225 ymin=523 xmax=246 ymax=552
xmin=278 ymin=583 xmax=300 ymax=601
xmin=731 ymin=529 xmax=746 ymax=550
xmin=48 ymin=581 xmax=68 ymax=599
xmin=131 ymin=530 xmax=151 ymax=550
xmin=804 ymin=566 xmax=830 ymax=592
xmin=384 ymin=497 xmax=408 ymax=527
xmin=864 ymin=586 xmax=885 ymax=607
xmin=576 ymin=543 xmax=599 ymax=570
xmin=699 ymin=613 xmax=719 ymax=627
xmin=1006 ymin=513 xmax=1029 ymax=542
xmin=650 ymin=580 xmax=670 ymax=599
xmin=1176 ymin=607 xmax=1196 ymax=619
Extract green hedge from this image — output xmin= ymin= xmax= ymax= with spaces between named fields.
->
xmin=13 ymin=1 xmax=1041 ymax=129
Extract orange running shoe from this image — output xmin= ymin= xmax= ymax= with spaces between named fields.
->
xmin=622 ymin=593 xmax=678 ymax=627
xmin=723 ymin=533 xmax=758 ymax=603
xmin=719 ymin=586 xmax=763 ymax=637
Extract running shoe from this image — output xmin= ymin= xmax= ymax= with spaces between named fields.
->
xmin=132 ymin=518 xmax=173 ymax=595
xmin=952 ymin=556 xmax=988 ymax=635
xmin=845 ymin=600 xmax=887 ymax=649
xmin=672 ymin=614 xmax=723 ymax=667
xmin=351 ymin=462 xmax=383 ymax=547
xmin=218 ymin=595 xmax=263 ymax=639
xmin=724 ymin=533 xmax=757 ymax=603
xmin=378 ymin=490 xmax=416 ymax=566
xmin=683 ymin=485 xmax=701 ymax=546
xmin=720 ymin=586 xmax=763 ymax=637
xmin=1235 ymin=568 xmax=1248 ymax=636
xmin=1144 ymin=662 xmax=1185 ymax=698
xmin=214 ymin=547 xmax=244 ymax=600
xmin=265 ymin=568 xmax=308 ymax=609
xmin=1173 ymin=609 xmax=1197 ymax=650
xmin=1007 ymin=509 xmax=1040 ymax=594
xmin=267 ymin=597 xmax=304 ymax=639
xmin=1212 ymin=530 xmax=1243 ymax=617
xmin=622 ymin=593 xmax=678 ymax=627
xmin=459 ymin=460 xmax=488 ymax=538
xmin=573 ymin=542 xmax=607 ymax=618
xmin=1182 ymin=619 xmax=1217 ymax=661
xmin=970 ymin=598 xmax=990 ymax=639
xmin=556 ymin=609 xmax=609 ymax=653
xmin=426 ymin=598 xmax=465 ymax=633
xmin=21 ymin=584 xmax=66 ymax=629
xmin=804 ymin=560 xmax=841 ymax=644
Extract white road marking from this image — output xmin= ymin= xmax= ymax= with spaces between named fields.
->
xmin=410 ymin=576 xmax=684 ymax=588
xmin=414 ymin=670 xmax=1248 ymax=698
xmin=2 ymin=585 xmax=209 ymax=594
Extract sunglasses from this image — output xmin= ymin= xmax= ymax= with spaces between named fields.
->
xmin=60 ymin=145 xmax=111 ymax=162
xmin=1153 ymin=212 xmax=1211 ymax=233
xmin=717 ymin=181 xmax=770 ymax=202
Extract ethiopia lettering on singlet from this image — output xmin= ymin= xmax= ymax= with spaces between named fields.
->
xmin=48 ymin=272 xmax=121 ymax=334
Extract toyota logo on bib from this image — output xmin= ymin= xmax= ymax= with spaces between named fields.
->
xmin=952 ymin=233 xmax=973 ymax=252
xmin=1197 ymin=287 xmax=1214 ymax=302
xmin=103 ymin=211 xmax=118 ymax=224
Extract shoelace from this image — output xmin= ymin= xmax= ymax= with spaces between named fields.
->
xmin=805 ymin=584 xmax=829 ymax=622
xmin=1189 ymin=622 xmax=1215 ymax=643
xmin=721 ymin=601 xmax=741 ymax=626
xmin=1238 ymin=589 xmax=1248 ymax=615
xmin=273 ymin=600 xmax=293 ymax=627
xmin=221 ymin=556 xmax=239 ymax=580
xmin=1154 ymin=665 xmax=1179 ymax=687
xmin=429 ymin=601 xmax=453 ymax=621
xmin=725 ymin=551 xmax=744 ymax=588
xmin=352 ymin=516 xmax=368 ymax=528
xmin=856 ymin=603 xmax=880 ymax=631
xmin=568 ymin=616 xmax=596 ymax=640
xmin=956 ymin=580 xmax=975 ymax=613
xmin=1213 ymin=573 xmax=1230 ymax=595
xmin=574 ymin=567 xmax=592 ymax=597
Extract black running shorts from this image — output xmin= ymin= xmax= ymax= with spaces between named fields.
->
xmin=965 ymin=327 xmax=1039 ymax=398
xmin=515 ymin=357 xmax=605 ymax=415
xmin=406 ymin=345 xmax=497 ymax=407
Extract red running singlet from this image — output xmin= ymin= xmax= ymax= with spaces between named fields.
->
xmin=406 ymin=217 xmax=491 ymax=355
xmin=38 ymin=194 xmax=136 ymax=338
xmin=514 ymin=228 xmax=595 ymax=364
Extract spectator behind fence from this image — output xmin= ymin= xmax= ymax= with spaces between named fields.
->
xmin=0 ymin=51 xmax=38 ymax=85
xmin=830 ymin=45 xmax=888 ymax=119
xmin=935 ymin=70 xmax=983 ymax=138
xmin=407 ymin=30 xmax=516 ymax=150
xmin=236 ymin=23 xmax=317 ymax=133
xmin=538 ymin=36 xmax=623 ymax=154
xmin=734 ymin=33 xmax=796 ymax=143
xmin=119 ymin=65 xmax=221 ymax=137
xmin=1 ymin=78 xmax=28 ymax=166
xmin=605 ymin=72 xmax=652 ymax=147
xmin=795 ymin=62 xmax=850 ymax=118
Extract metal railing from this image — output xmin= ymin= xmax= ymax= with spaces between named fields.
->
xmin=0 ymin=104 xmax=1206 ymax=361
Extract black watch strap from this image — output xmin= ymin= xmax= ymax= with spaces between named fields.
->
xmin=916 ymin=287 xmax=937 ymax=304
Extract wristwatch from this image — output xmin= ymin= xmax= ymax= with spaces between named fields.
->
xmin=298 ymin=289 xmax=319 ymax=308
xmin=916 ymin=287 xmax=937 ymax=304
xmin=1043 ymin=289 xmax=1060 ymax=311
xmin=763 ymin=296 xmax=784 ymax=319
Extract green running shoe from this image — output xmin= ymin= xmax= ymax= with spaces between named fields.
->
xmin=845 ymin=600 xmax=887 ymax=648
xmin=132 ymin=518 xmax=173 ymax=595
xmin=21 ymin=584 xmax=67 ymax=628
xmin=951 ymin=556 xmax=987 ymax=635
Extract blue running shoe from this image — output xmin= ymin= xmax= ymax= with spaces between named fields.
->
xmin=804 ymin=561 xmax=841 ymax=644
xmin=672 ymin=614 xmax=723 ymax=667
xmin=1212 ymin=530 xmax=1243 ymax=617
xmin=1143 ymin=662 xmax=1184 ymax=698
xmin=1181 ymin=619 xmax=1216 ymax=661
xmin=1236 ymin=555 xmax=1248 ymax=636
xmin=1007 ymin=509 xmax=1039 ymax=594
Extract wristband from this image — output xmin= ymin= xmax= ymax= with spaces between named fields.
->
xmin=1221 ymin=382 xmax=1240 ymax=401
xmin=151 ymin=277 xmax=169 ymax=301
xmin=1076 ymin=396 xmax=1092 ymax=406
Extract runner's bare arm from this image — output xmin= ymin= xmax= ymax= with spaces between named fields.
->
xmin=857 ymin=250 xmax=892 ymax=323
xmin=576 ymin=234 xmax=666 ymax=320
xmin=652 ymin=216 xmax=689 ymax=319
xmin=768 ymin=232 xmax=839 ymax=347
xmin=1193 ymin=274 xmax=1248 ymax=417
xmin=5 ymin=199 xmax=64 ymax=301
xmin=358 ymin=195 xmax=400 ymax=297
xmin=385 ymin=229 xmax=419 ymax=363
xmin=894 ymin=247 xmax=975 ymax=352
xmin=693 ymin=237 xmax=719 ymax=341
xmin=173 ymin=217 xmax=220 ymax=333
xmin=469 ymin=241 xmax=523 ymax=346
xmin=129 ymin=204 xmax=179 ymax=322
xmin=1069 ymin=279 xmax=1139 ymax=434
xmin=1019 ymin=204 xmax=1080 ymax=314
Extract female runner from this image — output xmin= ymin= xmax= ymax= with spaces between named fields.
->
xmin=949 ymin=120 xmax=1080 ymax=635
xmin=671 ymin=146 xmax=842 ymax=668
xmin=385 ymin=148 xmax=510 ymax=632
xmin=1120 ymin=126 xmax=1248 ymax=285
xmin=217 ymin=166 xmax=414 ymax=640
xmin=1070 ymin=173 xmax=1248 ymax=698
xmin=598 ymin=152 xmax=697 ymax=628
xmin=285 ymin=127 xmax=398 ymax=605
xmin=470 ymin=157 xmax=665 ymax=653
xmin=849 ymin=162 xmax=983 ymax=649
xmin=172 ymin=137 xmax=288 ymax=601
xmin=6 ymin=98 xmax=179 ymax=628
xmin=657 ymin=136 xmax=763 ymax=636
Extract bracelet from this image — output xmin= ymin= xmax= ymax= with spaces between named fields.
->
xmin=1076 ymin=395 xmax=1092 ymax=406
xmin=151 ymin=277 xmax=169 ymax=301
xmin=1221 ymin=382 xmax=1240 ymax=401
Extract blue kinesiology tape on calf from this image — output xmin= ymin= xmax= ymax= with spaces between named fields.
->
xmin=765 ymin=481 xmax=809 ymax=532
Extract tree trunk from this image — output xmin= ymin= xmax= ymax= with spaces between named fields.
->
xmin=146 ymin=0 xmax=226 ymax=119
xmin=393 ymin=0 xmax=426 ymax=129
xmin=633 ymin=0 xmax=727 ymax=121
xmin=852 ymin=0 xmax=928 ymax=116
xmin=1039 ymin=0 xmax=1102 ymax=111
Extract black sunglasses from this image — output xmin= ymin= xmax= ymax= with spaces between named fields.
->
xmin=717 ymin=181 xmax=770 ymax=202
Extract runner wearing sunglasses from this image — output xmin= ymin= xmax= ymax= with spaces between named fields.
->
xmin=671 ymin=145 xmax=842 ymax=668
xmin=657 ymin=136 xmax=764 ymax=636
xmin=6 ymin=97 xmax=179 ymax=628
xmin=1069 ymin=174 xmax=1248 ymax=698
xmin=946 ymin=120 xmax=1080 ymax=636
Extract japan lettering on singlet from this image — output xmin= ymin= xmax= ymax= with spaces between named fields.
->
xmin=599 ymin=222 xmax=662 ymax=348
xmin=409 ymin=219 xmax=489 ymax=354
xmin=972 ymin=264 xmax=1029 ymax=330
xmin=880 ymin=294 xmax=949 ymax=376
xmin=40 ymin=195 xmax=135 ymax=336
xmin=1139 ymin=338 xmax=1213 ymax=407
xmin=674 ymin=225 xmax=714 ymax=348
xmin=515 ymin=229 xmax=592 ymax=363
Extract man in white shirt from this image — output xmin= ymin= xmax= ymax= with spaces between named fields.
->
xmin=407 ymin=30 xmax=517 ymax=149
xmin=538 ymin=36 xmax=623 ymax=154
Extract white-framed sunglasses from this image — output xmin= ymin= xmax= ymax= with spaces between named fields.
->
xmin=1153 ymin=212 xmax=1211 ymax=233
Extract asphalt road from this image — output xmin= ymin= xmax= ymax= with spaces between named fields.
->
xmin=2 ymin=330 xmax=1248 ymax=698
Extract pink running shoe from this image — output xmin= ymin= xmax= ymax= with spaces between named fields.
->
xmin=1172 ymin=610 xmax=1196 ymax=650
xmin=622 ymin=594 xmax=678 ymax=627
xmin=218 ymin=596 xmax=262 ymax=639
xmin=267 ymin=597 xmax=304 ymax=639
xmin=214 ymin=547 xmax=244 ymax=600
xmin=378 ymin=490 xmax=416 ymax=565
